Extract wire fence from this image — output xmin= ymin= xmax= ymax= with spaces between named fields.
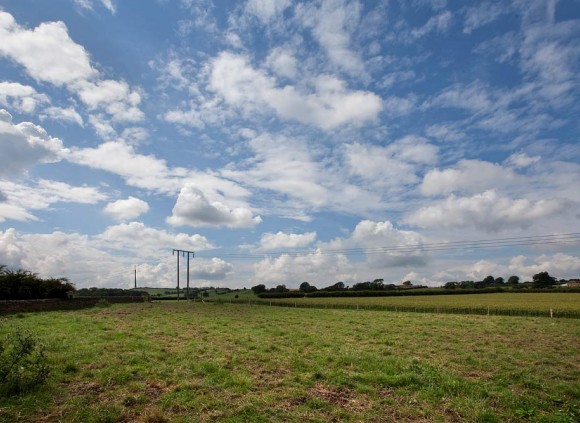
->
xmin=209 ymin=298 xmax=580 ymax=319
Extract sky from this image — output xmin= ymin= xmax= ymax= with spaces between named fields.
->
xmin=0 ymin=0 xmax=579 ymax=290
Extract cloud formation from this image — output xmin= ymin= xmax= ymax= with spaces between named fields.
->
xmin=259 ymin=231 xmax=317 ymax=250
xmin=167 ymin=184 xmax=262 ymax=228
xmin=209 ymin=52 xmax=382 ymax=129
xmin=103 ymin=197 xmax=150 ymax=221
xmin=407 ymin=190 xmax=567 ymax=232
xmin=0 ymin=110 xmax=66 ymax=177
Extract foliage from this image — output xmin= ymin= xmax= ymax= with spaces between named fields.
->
xmin=75 ymin=287 xmax=149 ymax=298
xmin=251 ymin=284 xmax=267 ymax=294
xmin=0 ymin=323 xmax=50 ymax=397
xmin=307 ymin=287 xmax=505 ymax=298
xmin=94 ymin=299 xmax=111 ymax=308
xmin=299 ymin=282 xmax=317 ymax=292
xmin=507 ymin=275 xmax=520 ymax=285
xmin=257 ymin=291 xmax=305 ymax=299
xmin=0 ymin=266 xmax=75 ymax=300
xmin=321 ymin=281 xmax=346 ymax=291
xmin=270 ymin=284 xmax=289 ymax=293
xmin=533 ymin=272 xmax=557 ymax=288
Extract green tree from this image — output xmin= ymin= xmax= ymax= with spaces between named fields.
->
xmin=507 ymin=275 xmax=519 ymax=285
xmin=532 ymin=272 xmax=557 ymax=288
xmin=323 ymin=282 xmax=345 ymax=291
xmin=251 ymin=284 xmax=267 ymax=294
xmin=299 ymin=282 xmax=317 ymax=292
xmin=371 ymin=279 xmax=385 ymax=290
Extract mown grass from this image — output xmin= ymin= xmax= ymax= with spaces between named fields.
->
xmin=0 ymin=302 xmax=578 ymax=422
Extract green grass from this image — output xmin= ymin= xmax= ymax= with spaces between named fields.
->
xmin=221 ymin=292 xmax=580 ymax=318
xmin=0 ymin=302 xmax=578 ymax=422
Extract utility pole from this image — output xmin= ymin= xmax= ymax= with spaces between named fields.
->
xmin=173 ymin=249 xmax=194 ymax=301
xmin=134 ymin=266 xmax=137 ymax=289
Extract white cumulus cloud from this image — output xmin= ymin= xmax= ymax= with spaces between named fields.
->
xmin=260 ymin=231 xmax=317 ymax=250
xmin=0 ymin=82 xmax=49 ymax=113
xmin=103 ymin=197 xmax=150 ymax=221
xmin=421 ymin=159 xmax=519 ymax=196
xmin=209 ymin=51 xmax=381 ymax=129
xmin=167 ymin=184 xmax=262 ymax=228
xmin=0 ymin=110 xmax=66 ymax=177
xmin=406 ymin=190 xmax=567 ymax=232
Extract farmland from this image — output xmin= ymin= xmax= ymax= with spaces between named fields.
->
xmin=1 ymin=301 xmax=579 ymax=422
xmin=216 ymin=292 xmax=580 ymax=318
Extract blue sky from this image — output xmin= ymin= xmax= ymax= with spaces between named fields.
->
xmin=0 ymin=0 xmax=579 ymax=289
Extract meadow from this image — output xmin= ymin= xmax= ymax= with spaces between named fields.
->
xmin=217 ymin=292 xmax=580 ymax=318
xmin=0 ymin=301 xmax=578 ymax=422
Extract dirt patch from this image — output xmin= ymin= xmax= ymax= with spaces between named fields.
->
xmin=144 ymin=381 xmax=168 ymax=400
xmin=308 ymin=383 xmax=372 ymax=412
xmin=69 ymin=381 xmax=104 ymax=396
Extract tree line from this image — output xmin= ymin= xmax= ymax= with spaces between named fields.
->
xmin=0 ymin=265 xmax=149 ymax=301
xmin=443 ymin=272 xmax=562 ymax=290
xmin=251 ymin=279 xmax=425 ymax=296
xmin=251 ymin=271 xmax=570 ymax=298
xmin=0 ymin=265 xmax=75 ymax=301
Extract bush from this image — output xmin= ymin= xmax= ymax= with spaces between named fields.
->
xmin=0 ymin=324 xmax=50 ymax=396
xmin=257 ymin=291 xmax=305 ymax=299
xmin=94 ymin=298 xmax=111 ymax=308
xmin=0 ymin=266 xmax=75 ymax=300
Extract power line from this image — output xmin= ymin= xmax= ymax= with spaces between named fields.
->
xmin=196 ymin=232 xmax=580 ymax=260
xmin=173 ymin=249 xmax=195 ymax=300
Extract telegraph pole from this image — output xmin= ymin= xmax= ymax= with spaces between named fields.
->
xmin=173 ymin=249 xmax=194 ymax=300
xmin=134 ymin=266 xmax=137 ymax=289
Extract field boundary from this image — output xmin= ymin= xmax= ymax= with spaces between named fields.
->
xmin=0 ymin=296 xmax=146 ymax=315
xmin=212 ymin=298 xmax=580 ymax=319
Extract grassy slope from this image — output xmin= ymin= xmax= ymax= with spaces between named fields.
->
xmin=0 ymin=302 xmax=578 ymax=422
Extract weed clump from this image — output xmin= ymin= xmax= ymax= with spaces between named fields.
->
xmin=0 ymin=323 xmax=50 ymax=396
xmin=95 ymin=298 xmax=112 ymax=308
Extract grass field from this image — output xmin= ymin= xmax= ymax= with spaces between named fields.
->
xmin=215 ymin=292 xmax=580 ymax=318
xmin=1 ymin=302 xmax=578 ymax=422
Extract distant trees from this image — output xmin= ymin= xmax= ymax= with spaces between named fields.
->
xmin=441 ymin=272 xmax=564 ymax=290
xmin=532 ymin=272 xmax=557 ymax=288
xmin=75 ymin=288 xmax=148 ymax=297
xmin=0 ymin=266 xmax=75 ymax=300
xmin=322 ymin=282 xmax=346 ymax=291
xmin=251 ymin=284 xmax=267 ymax=294
xmin=299 ymin=282 xmax=317 ymax=293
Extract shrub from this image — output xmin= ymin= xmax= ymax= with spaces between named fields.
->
xmin=257 ymin=291 xmax=305 ymax=299
xmin=94 ymin=298 xmax=112 ymax=308
xmin=0 ymin=324 xmax=50 ymax=396
xmin=0 ymin=266 xmax=75 ymax=300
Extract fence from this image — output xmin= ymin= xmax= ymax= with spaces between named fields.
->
xmin=211 ymin=298 xmax=580 ymax=319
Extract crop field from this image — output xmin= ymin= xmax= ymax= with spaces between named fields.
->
xmin=250 ymin=293 xmax=580 ymax=318
xmin=1 ymin=302 xmax=579 ymax=422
